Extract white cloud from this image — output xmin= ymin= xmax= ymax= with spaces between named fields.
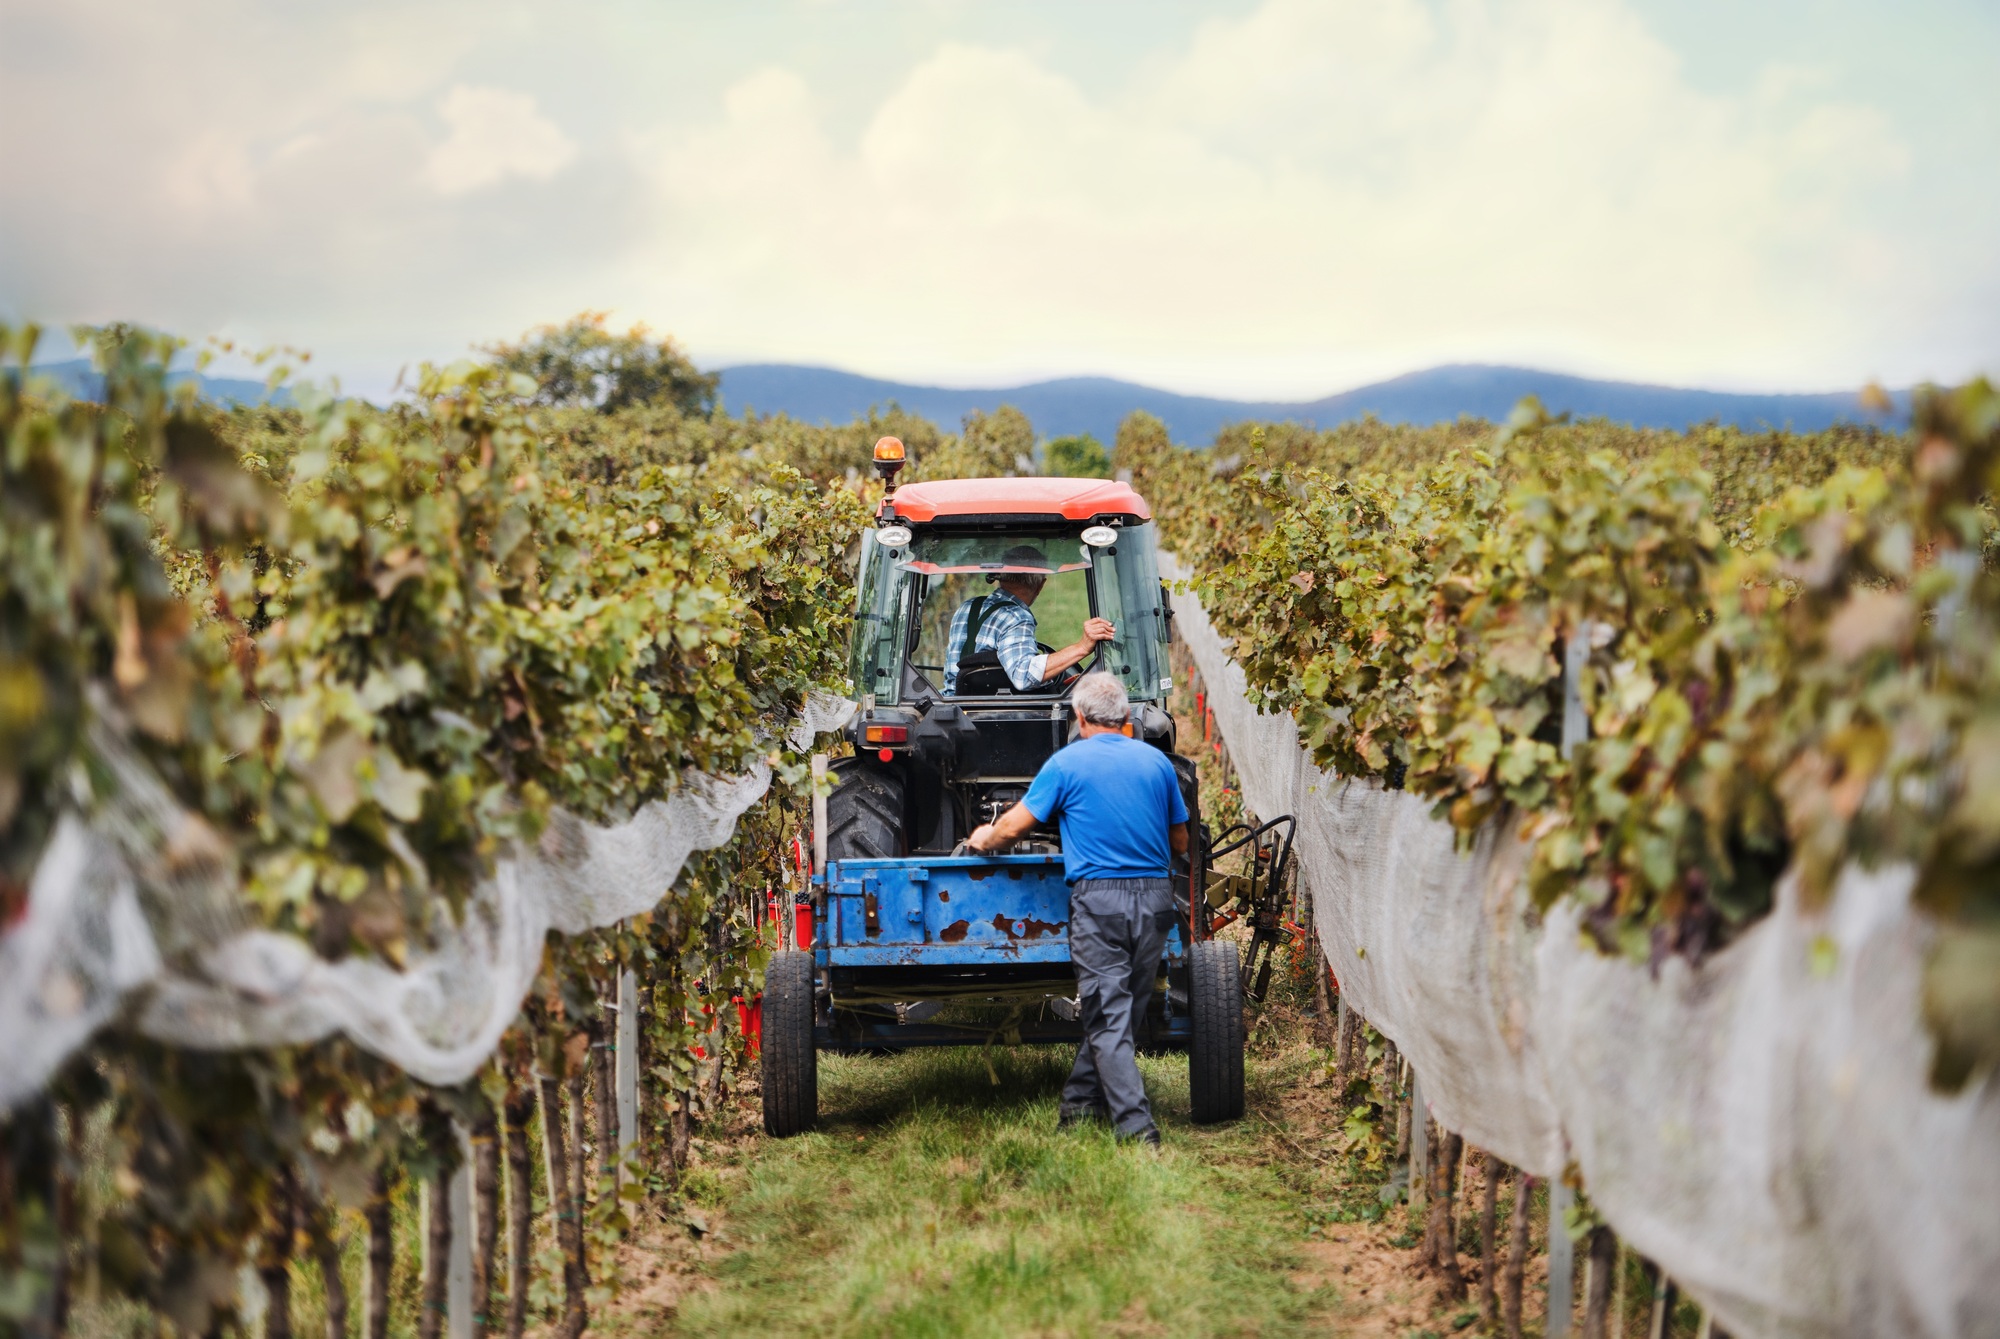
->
xmin=425 ymin=85 xmax=576 ymax=196
xmin=630 ymin=0 xmax=1930 ymax=395
xmin=0 ymin=0 xmax=1988 ymax=397
xmin=160 ymin=131 xmax=257 ymax=219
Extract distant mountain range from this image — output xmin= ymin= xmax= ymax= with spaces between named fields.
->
xmin=18 ymin=358 xmax=292 ymax=407
xmin=20 ymin=356 xmax=1907 ymax=448
xmin=717 ymin=362 xmax=1907 ymax=448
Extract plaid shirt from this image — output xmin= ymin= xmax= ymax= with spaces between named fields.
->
xmin=943 ymin=586 xmax=1048 ymax=693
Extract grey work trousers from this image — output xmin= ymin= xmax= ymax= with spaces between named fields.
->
xmin=1061 ymin=877 xmax=1176 ymax=1136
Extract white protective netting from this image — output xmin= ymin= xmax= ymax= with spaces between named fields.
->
xmin=0 ymin=692 xmax=855 ymax=1109
xmin=1165 ymin=556 xmax=2000 ymax=1339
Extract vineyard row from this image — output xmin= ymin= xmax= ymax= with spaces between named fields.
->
xmin=1122 ymin=383 xmax=2000 ymax=1084
xmin=0 ymin=325 xmax=862 ymax=1337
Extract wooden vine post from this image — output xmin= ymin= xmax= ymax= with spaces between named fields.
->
xmin=1408 ymin=1070 xmax=1427 ymax=1213
xmin=1547 ymin=1180 xmax=1576 ymax=1337
xmin=539 ymin=1058 xmax=589 ymax=1339
xmin=257 ymin=1168 xmax=296 ymax=1339
xmin=1581 ymin=1224 xmax=1618 ymax=1339
xmin=52 ymin=1105 xmax=74 ymax=1338
xmin=364 ymin=1166 xmax=394 ymax=1339
xmin=1310 ymin=916 xmax=1336 ymax=1050
xmin=1333 ymin=990 xmax=1351 ymax=1083
xmin=1503 ymin=1172 xmax=1532 ymax=1339
xmin=305 ymin=1187 xmax=349 ymax=1339
xmin=469 ymin=1098 xmax=500 ymax=1339
xmin=501 ymin=1074 xmax=536 ymax=1339
xmin=616 ymin=966 xmax=641 ymax=1176
xmin=591 ymin=997 xmax=618 ymax=1201
xmin=1646 ymin=1266 xmax=1680 ymax=1339
xmin=444 ymin=1126 xmax=473 ymax=1339
xmin=417 ymin=1103 xmax=452 ymax=1339
xmin=1612 ymin=1243 xmax=1628 ymax=1337
xmin=1386 ymin=1044 xmax=1407 ymax=1183
xmin=1479 ymin=1153 xmax=1502 ymax=1325
xmin=563 ymin=1060 xmax=588 ymax=1281
xmin=1423 ymin=1127 xmax=1466 ymax=1298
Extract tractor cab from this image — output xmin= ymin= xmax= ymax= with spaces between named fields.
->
xmin=758 ymin=440 xmax=1254 ymax=1139
xmin=843 ymin=473 xmax=1177 ymax=855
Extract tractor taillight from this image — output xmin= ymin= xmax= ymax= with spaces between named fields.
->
xmin=864 ymin=724 xmax=908 ymax=745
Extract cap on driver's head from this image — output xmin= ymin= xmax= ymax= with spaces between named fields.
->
xmin=991 ymin=544 xmax=1049 ymax=586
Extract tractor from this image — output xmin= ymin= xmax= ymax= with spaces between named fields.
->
xmin=759 ymin=437 xmax=1293 ymax=1136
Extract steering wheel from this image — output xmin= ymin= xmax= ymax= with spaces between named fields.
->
xmin=1022 ymin=641 xmax=1079 ymax=691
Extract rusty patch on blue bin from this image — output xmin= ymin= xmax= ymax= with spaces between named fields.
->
xmin=990 ymin=913 xmax=1067 ymax=942
xmin=940 ymin=919 xmax=970 ymax=943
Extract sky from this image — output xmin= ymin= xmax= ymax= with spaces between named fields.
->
xmin=0 ymin=0 xmax=1995 ymax=402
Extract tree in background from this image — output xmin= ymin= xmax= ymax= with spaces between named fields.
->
xmin=1114 ymin=410 xmax=1171 ymax=461
xmin=485 ymin=312 xmax=718 ymax=415
xmin=963 ymin=405 xmax=1036 ymax=474
xmin=1044 ymin=433 xmax=1111 ymax=478
xmin=907 ymin=405 xmax=1035 ymax=482
xmin=765 ymin=403 xmax=951 ymax=485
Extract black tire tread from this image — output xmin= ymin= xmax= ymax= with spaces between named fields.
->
xmin=1188 ymin=939 xmax=1245 ymax=1124
xmin=827 ymin=758 xmax=905 ymax=861
xmin=760 ymin=950 xmax=818 ymax=1137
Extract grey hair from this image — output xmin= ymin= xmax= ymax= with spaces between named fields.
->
xmin=1071 ymin=672 xmax=1130 ymax=727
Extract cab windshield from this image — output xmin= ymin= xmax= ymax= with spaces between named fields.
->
xmin=851 ymin=526 xmax=1169 ymax=707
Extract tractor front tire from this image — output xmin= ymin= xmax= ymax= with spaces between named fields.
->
xmin=827 ymin=758 xmax=905 ymax=861
xmin=1188 ymin=939 xmax=1245 ymax=1124
xmin=761 ymin=950 xmax=818 ymax=1137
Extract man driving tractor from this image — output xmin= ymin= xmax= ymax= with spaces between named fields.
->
xmin=942 ymin=543 xmax=1117 ymax=695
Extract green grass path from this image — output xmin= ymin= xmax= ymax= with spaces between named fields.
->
xmin=666 ymin=1046 xmax=1337 ymax=1338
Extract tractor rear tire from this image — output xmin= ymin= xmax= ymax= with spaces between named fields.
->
xmin=1188 ymin=939 xmax=1245 ymax=1124
xmin=760 ymin=950 xmax=818 ymax=1137
xmin=827 ymin=758 xmax=905 ymax=861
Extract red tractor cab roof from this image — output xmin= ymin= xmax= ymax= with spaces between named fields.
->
xmin=885 ymin=477 xmax=1152 ymax=525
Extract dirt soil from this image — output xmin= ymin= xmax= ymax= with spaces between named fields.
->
xmin=1246 ymin=1009 xmax=1553 ymax=1338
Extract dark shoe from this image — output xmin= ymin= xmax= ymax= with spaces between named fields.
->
xmin=1057 ymin=1103 xmax=1111 ymax=1131
xmin=1117 ymin=1123 xmax=1162 ymax=1147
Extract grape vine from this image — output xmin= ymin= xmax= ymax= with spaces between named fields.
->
xmin=0 ymin=323 xmax=867 ymax=1337
xmin=1122 ymin=388 xmax=1999 ymax=1087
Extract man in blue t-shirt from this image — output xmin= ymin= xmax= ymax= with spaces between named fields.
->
xmin=966 ymin=673 xmax=1189 ymax=1145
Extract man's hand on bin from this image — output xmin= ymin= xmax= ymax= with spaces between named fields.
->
xmin=966 ymin=800 xmax=1038 ymax=854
